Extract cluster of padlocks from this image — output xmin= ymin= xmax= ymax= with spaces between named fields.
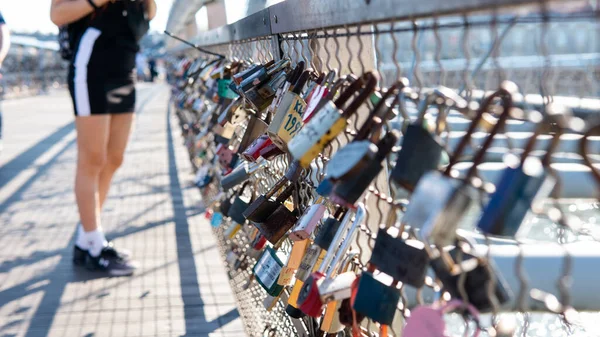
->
xmin=168 ymin=52 xmax=600 ymax=336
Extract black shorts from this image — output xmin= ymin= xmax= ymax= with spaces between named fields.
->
xmin=67 ymin=27 xmax=136 ymax=116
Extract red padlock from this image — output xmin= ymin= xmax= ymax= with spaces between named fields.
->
xmin=258 ymin=142 xmax=284 ymax=161
xmin=241 ymin=134 xmax=272 ymax=162
xmin=204 ymin=208 xmax=214 ymax=220
xmin=252 ymin=234 xmax=268 ymax=251
xmin=297 ymin=204 xmax=365 ymax=317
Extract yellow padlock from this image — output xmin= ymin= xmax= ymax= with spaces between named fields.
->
xmin=278 ymin=239 xmax=310 ymax=286
xmin=285 ymin=279 xmax=306 ymax=318
xmin=288 ymin=72 xmax=377 ymax=167
xmin=267 ymin=71 xmax=310 ymax=150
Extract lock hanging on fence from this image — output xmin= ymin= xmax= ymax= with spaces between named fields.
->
xmin=477 ymin=103 xmax=570 ymax=237
xmin=297 ymin=204 xmax=365 ymax=317
xmin=390 ymin=87 xmax=467 ymax=192
xmin=402 ymin=82 xmax=517 ymax=247
xmin=288 ymin=72 xmax=378 ymax=168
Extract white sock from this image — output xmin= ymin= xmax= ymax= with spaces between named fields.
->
xmin=75 ymin=224 xmax=89 ymax=250
xmin=79 ymin=228 xmax=108 ymax=257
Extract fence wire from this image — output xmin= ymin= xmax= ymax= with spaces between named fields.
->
xmin=168 ymin=3 xmax=600 ymax=336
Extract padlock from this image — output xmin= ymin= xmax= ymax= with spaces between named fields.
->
xmin=429 ymin=243 xmax=512 ymax=312
xmin=217 ymin=78 xmax=239 ymax=99
xmin=302 ymin=70 xmax=336 ymax=122
xmin=258 ymin=70 xmax=288 ymax=99
xmin=330 ymin=130 xmax=399 ymax=207
xmin=295 ymin=210 xmax=346 ymax=282
xmin=237 ymin=110 xmax=271 ymax=154
xmin=267 ymin=70 xmax=311 ymax=150
xmin=217 ymin=97 xmax=243 ymax=126
xmin=218 ymin=193 xmax=233 ymax=216
xmin=352 ymin=265 xmax=400 ymax=326
xmin=297 ymin=204 xmax=365 ymax=317
xmin=313 ymin=209 xmax=346 ymax=251
xmin=477 ymin=103 xmax=570 ymax=237
xmin=241 ymin=60 xmax=291 ymax=111
xmin=403 ymin=300 xmax=481 ymax=337
xmin=254 ymin=183 xmax=299 ymax=244
xmin=295 ymin=242 xmax=327 ymax=283
xmin=288 ymin=197 xmax=327 ymax=241
xmin=251 ymin=233 xmax=268 ymax=251
xmin=319 ymin=251 xmax=359 ymax=334
xmin=258 ymin=142 xmax=284 ymax=161
xmin=223 ymin=221 xmax=242 ymax=239
xmin=288 ymin=72 xmax=377 ymax=168
xmin=213 ymin=123 xmax=236 ymax=145
xmin=253 ymin=246 xmax=287 ymax=297
xmin=391 ymin=87 xmax=467 ymax=192
xmin=337 ymin=296 xmax=366 ymax=329
xmin=216 ymin=144 xmax=239 ymax=170
xmin=221 ymin=159 xmax=268 ymax=191
xmin=277 ymin=239 xmax=309 ymax=286
xmin=402 ymin=82 xmax=517 ymax=246
xmin=369 ymin=226 xmax=429 ymax=288
xmin=285 ymin=279 xmax=306 ymax=319
xmin=210 ymin=212 xmax=223 ymax=228
xmin=227 ymin=182 xmax=253 ymax=225
xmin=241 ymin=134 xmax=272 ymax=162
xmin=325 ymin=80 xmax=405 ymax=181
xmin=242 ymin=162 xmax=302 ymax=223
xmin=232 ymin=62 xmax=267 ymax=85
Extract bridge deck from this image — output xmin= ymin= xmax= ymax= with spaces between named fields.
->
xmin=0 ymin=84 xmax=245 ymax=337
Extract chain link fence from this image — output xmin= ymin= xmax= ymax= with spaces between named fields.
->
xmin=168 ymin=1 xmax=600 ymax=336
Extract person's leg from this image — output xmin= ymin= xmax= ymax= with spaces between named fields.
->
xmin=98 ymin=113 xmax=135 ymax=208
xmin=74 ymin=115 xmax=110 ymax=254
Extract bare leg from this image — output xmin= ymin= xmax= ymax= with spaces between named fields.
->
xmin=98 ymin=113 xmax=135 ymax=208
xmin=75 ymin=115 xmax=111 ymax=232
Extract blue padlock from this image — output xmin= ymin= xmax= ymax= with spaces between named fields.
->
xmin=210 ymin=212 xmax=223 ymax=227
xmin=352 ymin=267 xmax=400 ymax=326
xmin=477 ymin=103 xmax=569 ymax=237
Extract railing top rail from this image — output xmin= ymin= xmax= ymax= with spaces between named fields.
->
xmin=169 ymin=0 xmax=589 ymax=52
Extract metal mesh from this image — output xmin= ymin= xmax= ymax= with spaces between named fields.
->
xmin=170 ymin=3 xmax=600 ymax=336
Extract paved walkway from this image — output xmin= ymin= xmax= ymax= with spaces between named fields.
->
xmin=0 ymin=84 xmax=245 ymax=337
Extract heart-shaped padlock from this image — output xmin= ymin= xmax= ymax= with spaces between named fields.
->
xmin=403 ymin=300 xmax=481 ymax=337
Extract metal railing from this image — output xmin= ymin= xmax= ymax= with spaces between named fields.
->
xmin=168 ymin=0 xmax=600 ymax=336
xmin=1 ymin=43 xmax=67 ymax=99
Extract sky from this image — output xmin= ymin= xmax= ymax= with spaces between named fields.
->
xmin=1 ymin=0 xmax=174 ymax=34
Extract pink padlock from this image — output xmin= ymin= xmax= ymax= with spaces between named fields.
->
xmin=403 ymin=300 xmax=481 ymax=337
xmin=288 ymin=198 xmax=327 ymax=241
xmin=216 ymin=144 xmax=236 ymax=168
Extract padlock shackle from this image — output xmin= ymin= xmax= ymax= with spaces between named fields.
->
xmin=265 ymin=177 xmax=288 ymax=199
xmin=288 ymin=61 xmax=306 ymax=88
xmin=521 ymin=103 xmax=571 ymax=167
xmin=338 ymin=73 xmax=378 ymax=119
xmin=275 ymin=182 xmax=296 ymax=204
xmin=580 ymin=122 xmax=600 ymax=190
xmin=292 ymin=71 xmax=311 ymax=95
xmin=323 ymin=69 xmax=337 ymax=87
xmin=445 ymin=82 xmax=516 ymax=177
xmin=354 ymin=79 xmax=408 ymax=142
xmin=320 ymin=204 xmax=366 ymax=279
xmin=336 ymin=251 xmax=359 ymax=275
xmin=374 ymin=130 xmax=399 ymax=162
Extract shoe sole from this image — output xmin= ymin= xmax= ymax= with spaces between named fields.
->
xmin=108 ymin=268 xmax=135 ymax=277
